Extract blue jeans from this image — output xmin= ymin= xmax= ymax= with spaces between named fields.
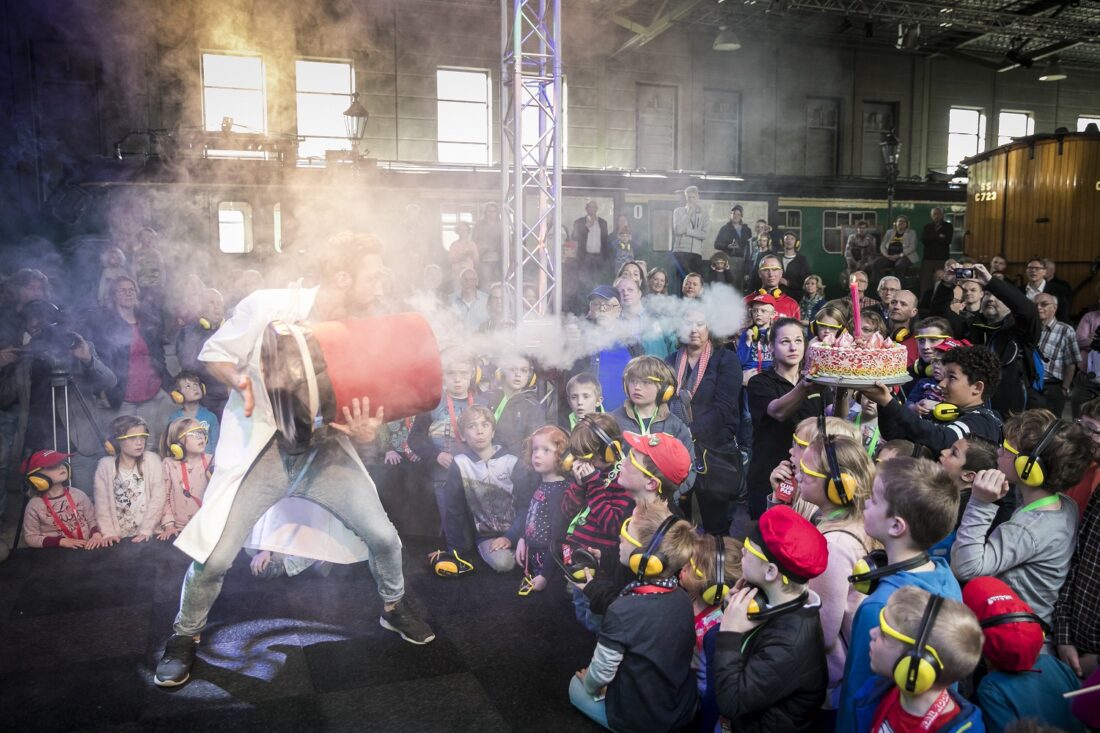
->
xmin=569 ymin=674 xmax=612 ymax=730
xmin=173 ymin=436 xmax=406 ymax=636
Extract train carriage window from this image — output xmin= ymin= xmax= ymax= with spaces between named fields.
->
xmin=823 ymin=210 xmax=878 ymax=255
xmin=218 ymin=202 xmax=254 ymax=254
xmin=1079 ymin=116 xmax=1100 ymax=132
xmin=202 ymin=53 xmax=268 ymax=159
xmin=996 ymin=111 xmax=1034 ymax=147
xmin=778 ymin=210 xmax=801 ymax=243
xmin=296 ymin=59 xmax=355 ymax=164
xmin=948 ymin=107 xmax=986 ymax=170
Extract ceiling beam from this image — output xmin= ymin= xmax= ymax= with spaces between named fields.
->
xmin=997 ymin=39 xmax=1083 ymax=71
xmin=609 ymin=0 xmax=706 ymax=58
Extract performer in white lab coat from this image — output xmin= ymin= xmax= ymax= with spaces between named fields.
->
xmin=155 ymin=233 xmax=435 ymax=688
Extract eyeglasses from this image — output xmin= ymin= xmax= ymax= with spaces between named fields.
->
xmin=629 ymin=451 xmax=663 ymax=492
xmin=878 ymin=608 xmax=944 ymax=668
xmin=1001 ymin=440 xmax=1020 ymax=456
xmin=592 ymin=302 xmax=621 ymax=313
xmin=915 ymin=335 xmax=950 ymax=344
xmin=743 ymin=537 xmax=788 ymax=584
xmin=799 ymin=458 xmax=828 ymax=479
xmin=1036 ymin=302 xmax=1057 ymax=309
xmin=759 ymin=266 xmax=783 ymax=273
xmin=116 ymin=432 xmax=150 ymax=441
xmin=180 ymin=424 xmax=209 ymax=439
xmin=792 ymin=433 xmax=810 ymax=448
xmin=688 ymin=556 xmax=706 ymax=579
xmin=814 ymin=320 xmax=844 ymax=331
xmin=1026 ymin=265 xmax=1046 ymax=271
xmin=620 ymin=516 xmax=643 ymax=548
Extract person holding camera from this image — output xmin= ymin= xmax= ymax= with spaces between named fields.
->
xmin=0 ymin=299 xmax=116 ymax=499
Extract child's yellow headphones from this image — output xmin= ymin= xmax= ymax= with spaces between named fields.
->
xmin=848 ymin=550 xmax=929 ymax=595
xmin=197 ymin=317 xmax=220 ymax=330
xmin=494 ymin=366 xmax=537 ymax=389
xmin=624 ymin=514 xmax=678 ymax=580
xmin=700 ymin=534 xmax=730 ymax=606
xmin=891 ymin=327 xmax=910 ymax=343
xmin=803 ymin=415 xmax=857 ymax=506
xmin=170 ymin=378 xmax=207 ymax=404
xmin=623 ymin=373 xmax=675 ymax=407
xmin=562 ymin=419 xmax=623 ymax=472
xmin=26 ymin=466 xmax=67 ymax=493
xmin=932 ymin=403 xmax=960 ymax=421
xmin=168 ymin=422 xmax=210 ymax=460
xmin=881 ymin=594 xmax=945 ymax=695
xmin=1004 ymin=418 xmax=1063 ymax=488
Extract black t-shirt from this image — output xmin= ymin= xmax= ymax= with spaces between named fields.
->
xmin=601 ymin=587 xmax=697 ymax=733
xmin=745 ymin=369 xmax=826 ymax=518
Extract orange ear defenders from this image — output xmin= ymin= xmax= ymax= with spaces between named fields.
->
xmin=1005 ymin=418 xmax=1063 ymax=488
xmin=562 ymin=418 xmax=623 ymax=472
xmin=104 ymin=430 xmax=151 ymax=457
xmin=626 ymin=514 xmax=678 ymax=580
xmin=700 ymin=534 xmax=730 ymax=606
xmin=882 ymin=593 xmax=945 ymax=695
xmin=170 ymin=379 xmax=207 ymax=405
xmin=168 ymin=422 xmax=209 ymax=460
xmin=848 ymin=550 xmax=930 ymax=595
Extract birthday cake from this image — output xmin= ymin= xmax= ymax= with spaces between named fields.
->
xmin=807 ymin=332 xmax=909 ymax=384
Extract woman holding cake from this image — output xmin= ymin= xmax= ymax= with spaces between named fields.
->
xmin=743 ymin=318 xmax=831 ymax=519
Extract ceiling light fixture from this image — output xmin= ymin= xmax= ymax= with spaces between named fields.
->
xmin=713 ymin=27 xmax=742 ymax=51
xmin=1039 ymin=57 xmax=1068 ymax=81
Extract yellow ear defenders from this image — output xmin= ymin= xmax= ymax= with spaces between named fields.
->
xmin=746 ymin=586 xmax=811 ymax=620
xmin=198 ymin=317 xmax=220 ymax=330
xmin=908 ymin=360 xmax=935 ymax=379
xmin=170 ymin=380 xmax=207 ymax=405
xmin=625 ymin=514 xmax=678 ymax=580
xmin=758 ymin=287 xmax=783 ymax=299
xmin=26 ymin=466 xmax=66 ymax=493
xmin=892 ymin=327 xmax=910 ymax=343
xmin=104 ymin=431 xmax=151 ymax=457
xmin=848 ymin=550 xmax=930 ymax=595
xmin=1004 ymin=418 xmax=1064 ymax=488
xmin=881 ymin=593 xmax=945 ymax=695
xmin=495 ymin=366 xmax=537 ymax=389
xmin=554 ymin=547 xmax=599 ymax=583
xmin=168 ymin=423 xmax=209 ymax=460
xmin=562 ymin=418 xmax=623 ymax=473
xmin=624 ymin=374 xmax=676 ymax=406
xmin=700 ymin=534 xmax=730 ymax=607
xmin=813 ymin=415 xmax=857 ymax=506
xmin=932 ymin=403 xmax=960 ymax=421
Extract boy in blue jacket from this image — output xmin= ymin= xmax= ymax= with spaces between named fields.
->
xmin=836 ymin=456 xmax=963 ymax=733
xmin=858 ymin=585 xmax=984 ymax=732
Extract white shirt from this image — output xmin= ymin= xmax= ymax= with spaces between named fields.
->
xmin=586 ymin=223 xmax=602 ymax=254
xmin=1025 ymin=281 xmax=1047 ymax=300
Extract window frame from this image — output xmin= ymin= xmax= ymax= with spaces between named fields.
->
xmin=201 ymin=51 xmax=268 ymax=159
xmin=823 ymin=210 xmax=879 ymax=255
xmin=294 ymin=57 xmax=356 ymax=165
xmin=217 ymin=201 xmax=255 ymax=254
xmin=947 ymin=106 xmax=987 ymax=169
xmin=436 ymin=67 xmax=493 ymax=165
xmin=1078 ymin=115 xmax=1100 ymax=131
xmin=996 ymin=110 xmax=1034 ymax=147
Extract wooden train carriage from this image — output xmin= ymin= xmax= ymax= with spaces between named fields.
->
xmin=966 ymin=132 xmax=1100 ymax=315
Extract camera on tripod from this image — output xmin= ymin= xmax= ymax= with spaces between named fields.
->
xmin=21 ymin=300 xmax=82 ymax=374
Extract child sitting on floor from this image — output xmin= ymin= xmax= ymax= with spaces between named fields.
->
xmin=569 ymin=502 xmax=699 ymax=733
xmin=858 ymin=586 xmax=983 ymax=732
xmin=157 ymin=417 xmax=211 ymax=540
xmin=21 ymin=450 xmax=103 ymax=550
xmin=167 ymin=371 xmax=219 ymax=455
xmin=94 ymin=415 xmax=167 ymax=545
xmin=512 ymin=425 xmax=571 ymax=594
xmin=429 ymin=405 xmax=519 ymax=577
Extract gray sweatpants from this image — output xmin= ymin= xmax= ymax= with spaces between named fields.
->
xmin=173 ymin=436 xmax=405 ymax=636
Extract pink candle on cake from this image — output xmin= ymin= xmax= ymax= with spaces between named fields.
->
xmin=850 ymin=275 xmax=862 ymax=338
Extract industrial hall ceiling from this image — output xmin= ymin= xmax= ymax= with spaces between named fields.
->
xmin=579 ymin=0 xmax=1100 ymax=71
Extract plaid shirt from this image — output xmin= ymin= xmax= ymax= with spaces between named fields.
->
xmin=1038 ymin=319 xmax=1081 ymax=382
xmin=1054 ymin=486 xmax=1100 ymax=653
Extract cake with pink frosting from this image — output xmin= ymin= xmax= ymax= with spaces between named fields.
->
xmin=807 ymin=331 xmax=909 ymax=383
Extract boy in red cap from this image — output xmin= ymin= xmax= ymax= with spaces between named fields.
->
xmin=736 ymin=293 xmax=777 ymax=385
xmin=962 ymin=576 xmax=1083 ymax=733
xmin=21 ymin=449 xmax=103 ymax=549
xmin=714 ymin=505 xmax=830 ymax=732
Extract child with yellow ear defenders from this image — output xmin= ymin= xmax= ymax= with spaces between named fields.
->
xmin=157 ymin=417 xmax=212 ymax=540
xmin=93 ymin=414 xmax=168 ymax=546
xmin=21 ymin=449 xmax=103 ymax=550
xmin=167 ymin=371 xmax=219 ymax=455
xmin=796 ymin=432 xmax=878 ymax=720
xmin=679 ymin=532 xmax=741 ymax=733
xmin=951 ymin=409 xmax=1092 ymax=626
xmin=714 ymin=505 xmax=830 ymax=733
xmin=859 ymin=586 xmax=983 ymax=733
xmin=568 ymin=502 xmax=699 ymax=733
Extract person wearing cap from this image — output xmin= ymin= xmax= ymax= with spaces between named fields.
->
xmin=962 ymin=576 xmax=1083 ymax=733
xmin=743 ymin=254 xmax=801 ymax=320
xmin=736 ymin=293 xmax=778 ymax=384
xmin=618 ymin=431 xmax=692 ymax=509
xmin=578 ymin=285 xmax=643 ymax=412
xmin=714 ymin=505 xmax=830 ymax=733
xmin=903 ymin=317 xmax=956 ymax=412
xmin=21 ymin=449 xmax=102 ymax=550
xmin=714 ymin=204 xmax=753 ymax=288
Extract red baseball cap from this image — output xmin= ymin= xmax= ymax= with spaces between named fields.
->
xmin=750 ymin=293 xmax=778 ymax=307
xmin=623 ymin=432 xmax=691 ymax=487
xmin=961 ymin=576 xmax=1044 ymax=672
xmin=935 ymin=337 xmax=972 ymax=352
xmin=22 ymin=449 xmax=74 ymax=475
xmin=749 ymin=506 xmax=829 ymax=583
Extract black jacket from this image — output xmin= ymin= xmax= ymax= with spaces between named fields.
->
xmin=714 ymin=596 xmax=828 ymax=733
xmin=666 ymin=346 xmax=742 ymax=448
xmin=714 ymin=221 xmax=753 ymax=259
xmin=85 ymin=307 xmax=171 ymax=408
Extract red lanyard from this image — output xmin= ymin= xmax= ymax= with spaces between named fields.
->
xmin=446 ymin=393 xmax=474 ymax=442
xmin=918 ymin=689 xmax=953 ymax=731
xmin=41 ymin=490 xmax=83 ymax=540
xmin=179 ymin=455 xmax=209 ymax=506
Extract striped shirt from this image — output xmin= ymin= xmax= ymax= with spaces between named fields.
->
xmin=1054 ymin=486 xmax=1100 ymax=654
xmin=1038 ymin=319 xmax=1081 ymax=382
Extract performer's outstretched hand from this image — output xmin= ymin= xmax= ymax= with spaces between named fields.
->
xmin=330 ymin=396 xmax=384 ymax=445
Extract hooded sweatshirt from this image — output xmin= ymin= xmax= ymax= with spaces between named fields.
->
xmin=835 ymin=556 xmax=962 ymax=733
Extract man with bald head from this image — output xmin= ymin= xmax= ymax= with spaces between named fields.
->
xmin=887 ymin=289 xmax=920 ymax=365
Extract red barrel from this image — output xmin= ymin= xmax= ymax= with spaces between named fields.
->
xmin=261 ymin=313 xmax=442 ymax=448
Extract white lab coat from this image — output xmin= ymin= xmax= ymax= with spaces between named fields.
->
xmin=174 ymin=286 xmax=371 ymax=565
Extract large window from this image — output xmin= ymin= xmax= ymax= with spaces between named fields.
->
xmin=777 ymin=209 xmax=802 ymax=243
xmin=997 ymin=111 xmax=1034 ymax=146
xmin=218 ymin=202 xmax=254 ymax=253
xmin=296 ymin=59 xmax=355 ymax=163
xmin=1079 ymin=116 xmax=1100 ymax=131
xmin=202 ymin=53 xmax=266 ymax=158
xmin=437 ymin=68 xmax=491 ymax=165
xmin=947 ymin=107 xmax=986 ymax=169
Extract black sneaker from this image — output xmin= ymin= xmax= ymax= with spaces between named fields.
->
xmin=380 ymin=599 xmax=436 ymax=645
xmin=154 ymin=634 xmax=199 ymax=687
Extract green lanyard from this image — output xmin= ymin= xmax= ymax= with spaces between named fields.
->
xmin=1018 ymin=494 xmax=1061 ymax=513
xmin=631 ymin=406 xmax=656 ymax=435
xmin=493 ymin=395 xmax=510 ymax=423
xmin=569 ymin=413 xmax=578 ymax=429
xmin=866 ymin=425 xmax=880 ymax=457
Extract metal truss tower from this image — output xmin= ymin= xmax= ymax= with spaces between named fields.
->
xmin=500 ymin=0 xmax=563 ymax=327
